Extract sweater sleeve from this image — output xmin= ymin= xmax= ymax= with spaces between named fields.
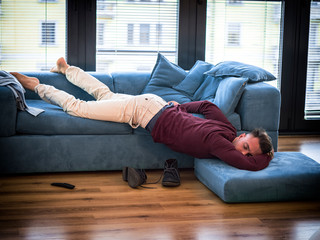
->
xmin=181 ymin=100 xmax=230 ymax=123
xmin=210 ymin=137 xmax=272 ymax=171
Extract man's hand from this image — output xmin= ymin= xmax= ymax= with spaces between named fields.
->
xmin=168 ymin=101 xmax=179 ymax=106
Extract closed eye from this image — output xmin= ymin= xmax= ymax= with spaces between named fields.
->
xmin=244 ymin=143 xmax=250 ymax=151
xmin=243 ymin=143 xmax=252 ymax=156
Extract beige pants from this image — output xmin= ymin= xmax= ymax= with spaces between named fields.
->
xmin=35 ymin=66 xmax=167 ymax=128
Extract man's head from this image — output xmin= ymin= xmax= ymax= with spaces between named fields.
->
xmin=232 ymin=128 xmax=273 ymax=157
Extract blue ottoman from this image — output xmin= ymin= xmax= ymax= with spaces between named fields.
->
xmin=194 ymin=152 xmax=320 ymax=203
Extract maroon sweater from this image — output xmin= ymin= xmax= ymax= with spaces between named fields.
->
xmin=151 ymin=101 xmax=271 ymax=171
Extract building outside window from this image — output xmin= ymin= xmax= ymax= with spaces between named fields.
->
xmin=96 ymin=0 xmax=179 ymax=72
xmin=41 ymin=21 xmax=56 ymax=45
xmin=227 ymin=23 xmax=241 ymax=46
xmin=156 ymin=23 xmax=162 ymax=45
xmin=140 ymin=24 xmax=150 ymax=44
xmin=206 ymin=0 xmax=283 ymax=89
xmin=97 ymin=23 xmax=105 ymax=46
xmin=127 ymin=24 xmax=134 ymax=44
xmin=0 ymin=0 xmax=66 ymax=71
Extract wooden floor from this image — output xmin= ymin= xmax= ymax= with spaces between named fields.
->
xmin=1 ymin=136 xmax=320 ymax=240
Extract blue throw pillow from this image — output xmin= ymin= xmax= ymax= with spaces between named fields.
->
xmin=173 ymin=60 xmax=213 ymax=97
xmin=205 ymin=61 xmax=276 ymax=83
xmin=192 ymin=75 xmax=222 ymax=102
xmin=143 ymin=53 xmax=191 ymax=104
xmin=144 ymin=53 xmax=187 ymax=89
xmin=144 ymin=86 xmax=191 ymax=104
xmin=214 ymin=76 xmax=248 ymax=116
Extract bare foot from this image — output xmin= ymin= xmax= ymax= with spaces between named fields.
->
xmin=50 ymin=57 xmax=70 ymax=74
xmin=10 ymin=72 xmax=40 ymax=91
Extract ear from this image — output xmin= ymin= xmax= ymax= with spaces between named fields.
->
xmin=238 ymin=133 xmax=246 ymax=138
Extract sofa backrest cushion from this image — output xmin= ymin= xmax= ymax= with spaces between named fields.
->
xmin=112 ymin=72 xmax=150 ymax=95
xmin=22 ymin=72 xmax=114 ymax=101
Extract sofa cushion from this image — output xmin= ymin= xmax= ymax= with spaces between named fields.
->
xmin=146 ymin=86 xmax=191 ymax=104
xmin=205 ymin=61 xmax=276 ymax=83
xmin=0 ymin=86 xmax=17 ymax=136
xmin=173 ymin=60 xmax=213 ymax=98
xmin=214 ymin=76 xmax=248 ymax=116
xmin=192 ymin=75 xmax=222 ymax=102
xmin=112 ymin=72 xmax=150 ymax=95
xmin=143 ymin=53 xmax=191 ymax=104
xmin=195 ymin=152 xmax=320 ymax=203
xmin=226 ymin=112 xmax=241 ymax=130
xmin=22 ymin=72 xmax=114 ymax=101
xmin=145 ymin=53 xmax=187 ymax=88
xmin=17 ymin=100 xmax=132 ymax=135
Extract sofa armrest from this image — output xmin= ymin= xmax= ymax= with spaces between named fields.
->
xmin=0 ymin=86 xmax=17 ymax=136
xmin=236 ymin=82 xmax=281 ymax=132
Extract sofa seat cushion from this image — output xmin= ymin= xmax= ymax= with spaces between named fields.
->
xmin=17 ymin=100 xmax=132 ymax=135
xmin=194 ymin=152 xmax=320 ymax=203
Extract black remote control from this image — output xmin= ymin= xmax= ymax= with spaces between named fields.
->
xmin=51 ymin=182 xmax=75 ymax=189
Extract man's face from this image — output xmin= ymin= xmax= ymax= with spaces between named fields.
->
xmin=232 ymin=133 xmax=262 ymax=156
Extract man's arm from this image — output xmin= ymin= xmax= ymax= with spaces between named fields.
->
xmin=211 ymin=138 xmax=272 ymax=171
xmin=181 ymin=100 xmax=230 ymax=123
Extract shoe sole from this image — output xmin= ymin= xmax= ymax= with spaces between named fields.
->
xmin=162 ymin=181 xmax=180 ymax=187
xmin=127 ymin=167 xmax=143 ymax=188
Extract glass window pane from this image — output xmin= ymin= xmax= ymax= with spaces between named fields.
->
xmin=0 ymin=0 xmax=66 ymax=71
xmin=96 ymin=0 xmax=179 ymax=72
xmin=205 ymin=0 xmax=283 ymax=89
xmin=305 ymin=1 xmax=320 ymax=120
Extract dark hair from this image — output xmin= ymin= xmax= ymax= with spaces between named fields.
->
xmin=249 ymin=128 xmax=273 ymax=156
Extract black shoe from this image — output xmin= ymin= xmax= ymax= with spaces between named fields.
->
xmin=122 ymin=167 xmax=147 ymax=188
xmin=162 ymin=159 xmax=180 ymax=187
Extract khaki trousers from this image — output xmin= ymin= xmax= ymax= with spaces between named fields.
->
xmin=35 ymin=66 xmax=167 ymax=128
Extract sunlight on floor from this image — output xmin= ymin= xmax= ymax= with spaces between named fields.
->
xmin=300 ymin=142 xmax=320 ymax=163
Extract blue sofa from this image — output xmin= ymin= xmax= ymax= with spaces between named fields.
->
xmin=0 ymin=55 xmax=281 ymax=174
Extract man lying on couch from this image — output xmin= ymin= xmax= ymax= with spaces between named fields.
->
xmin=11 ymin=57 xmax=274 ymax=174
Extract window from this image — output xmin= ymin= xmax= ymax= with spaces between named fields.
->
xmin=227 ymin=23 xmax=241 ymax=46
xmin=156 ymin=24 xmax=162 ymax=45
xmin=96 ymin=0 xmax=179 ymax=72
xmin=205 ymin=0 xmax=283 ymax=89
xmin=97 ymin=23 xmax=105 ymax=46
xmin=41 ymin=22 xmax=56 ymax=45
xmin=127 ymin=24 xmax=134 ymax=44
xmin=228 ymin=0 xmax=242 ymax=5
xmin=39 ymin=0 xmax=58 ymax=2
xmin=0 ymin=0 xmax=66 ymax=71
xmin=305 ymin=1 xmax=320 ymax=120
xmin=140 ymin=24 xmax=150 ymax=44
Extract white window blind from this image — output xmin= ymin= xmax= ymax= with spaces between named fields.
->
xmin=96 ymin=0 xmax=179 ymax=72
xmin=305 ymin=0 xmax=320 ymax=120
xmin=205 ymin=0 xmax=283 ymax=89
xmin=0 ymin=0 xmax=66 ymax=71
